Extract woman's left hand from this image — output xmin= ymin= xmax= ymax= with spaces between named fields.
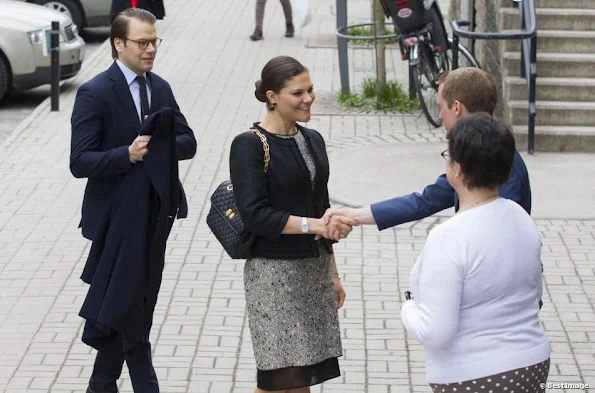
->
xmin=333 ymin=277 xmax=346 ymax=309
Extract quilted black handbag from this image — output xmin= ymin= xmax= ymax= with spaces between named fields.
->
xmin=206 ymin=129 xmax=270 ymax=259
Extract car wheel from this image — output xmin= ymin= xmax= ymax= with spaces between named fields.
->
xmin=33 ymin=0 xmax=84 ymax=30
xmin=0 ymin=55 xmax=9 ymax=102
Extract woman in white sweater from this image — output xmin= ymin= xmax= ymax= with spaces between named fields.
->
xmin=401 ymin=114 xmax=550 ymax=393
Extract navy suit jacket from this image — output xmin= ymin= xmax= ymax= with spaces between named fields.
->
xmin=371 ymin=150 xmax=531 ymax=230
xmin=70 ymin=61 xmax=196 ymax=240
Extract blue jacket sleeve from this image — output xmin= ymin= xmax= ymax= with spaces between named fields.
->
xmin=498 ymin=170 xmax=522 ymax=205
xmin=498 ymin=151 xmax=531 ymax=214
xmin=70 ymin=84 xmax=132 ymax=179
xmin=370 ymin=174 xmax=456 ymax=230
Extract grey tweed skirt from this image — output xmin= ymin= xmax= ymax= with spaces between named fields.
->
xmin=244 ymin=245 xmax=343 ymax=372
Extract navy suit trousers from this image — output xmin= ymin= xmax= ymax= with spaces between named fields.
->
xmin=89 ymin=333 xmax=158 ymax=393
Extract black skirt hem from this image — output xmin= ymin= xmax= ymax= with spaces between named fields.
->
xmin=257 ymin=356 xmax=340 ymax=391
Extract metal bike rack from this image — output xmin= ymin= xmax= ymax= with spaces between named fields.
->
xmin=335 ymin=0 xmax=408 ymax=97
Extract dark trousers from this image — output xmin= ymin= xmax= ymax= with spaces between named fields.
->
xmin=88 ymin=333 xmax=159 ymax=393
xmin=255 ymin=0 xmax=293 ymax=26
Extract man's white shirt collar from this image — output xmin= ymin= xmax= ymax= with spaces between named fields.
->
xmin=116 ymin=59 xmax=147 ymax=86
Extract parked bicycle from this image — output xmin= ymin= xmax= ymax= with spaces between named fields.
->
xmin=380 ymin=0 xmax=480 ymax=127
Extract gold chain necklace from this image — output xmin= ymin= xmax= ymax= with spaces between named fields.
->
xmin=458 ymin=194 xmax=499 ymax=213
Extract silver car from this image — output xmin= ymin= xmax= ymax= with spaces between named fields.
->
xmin=17 ymin=0 xmax=111 ymax=30
xmin=0 ymin=0 xmax=86 ymax=101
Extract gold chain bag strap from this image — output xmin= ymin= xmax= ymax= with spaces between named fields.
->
xmin=249 ymin=128 xmax=270 ymax=173
xmin=206 ymin=128 xmax=270 ymax=259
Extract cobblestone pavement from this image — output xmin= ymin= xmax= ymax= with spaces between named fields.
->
xmin=0 ymin=0 xmax=593 ymax=392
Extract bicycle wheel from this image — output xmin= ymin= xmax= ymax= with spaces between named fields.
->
xmin=412 ymin=45 xmax=443 ymax=128
xmin=447 ymin=38 xmax=481 ymax=69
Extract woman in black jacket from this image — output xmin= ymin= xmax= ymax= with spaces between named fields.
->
xmin=230 ymin=56 xmax=357 ymax=393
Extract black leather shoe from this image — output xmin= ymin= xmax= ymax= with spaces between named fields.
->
xmin=86 ymin=388 xmax=118 ymax=393
xmin=285 ymin=23 xmax=295 ymax=38
xmin=250 ymin=27 xmax=263 ymax=41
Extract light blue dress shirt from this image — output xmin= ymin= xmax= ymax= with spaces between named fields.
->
xmin=116 ymin=59 xmax=152 ymax=122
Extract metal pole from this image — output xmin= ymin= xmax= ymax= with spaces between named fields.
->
xmin=528 ymin=101 xmax=535 ymax=155
xmin=409 ymin=67 xmax=415 ymax=99
xmin=50 ymin=21 xmax=60 ymax=111
xmin=374 ymin=0 xmax=387 ymax=110
xmin=460 ymin=0 xmax=470 ymax=48
xmin=372 ymin=7 xmax=380 ymax=109
xmin=336 ymin=0 xmax=350 ymax=94
xmin=520 ymin=4 xmax=526 ymax=79
xmin=528 ymin=34 xmax=537 ymax=154
xmin=452 ymin=33 xmax=460 ymax=70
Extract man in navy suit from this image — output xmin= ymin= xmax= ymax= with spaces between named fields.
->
xmin=70 ymin=8 xmax=196 ymax=393
xmin=322 ymin=67 xmax=531 ymax=231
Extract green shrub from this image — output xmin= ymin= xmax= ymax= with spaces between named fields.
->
xmin=347 ymin=26 xmax=398 ymax=46
xmin=362 ymin=77 xmax=377 ymax=98
xmin=338 ymin=91 xmax=367 ymax=108
xmin=337 ymin=79 xmax=419 ymax=113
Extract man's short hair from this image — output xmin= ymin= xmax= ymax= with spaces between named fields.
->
xmin=439 ymin=68 xmax=498 ymax=116
xmin=110 ymin=8 xmax=157 ymax=59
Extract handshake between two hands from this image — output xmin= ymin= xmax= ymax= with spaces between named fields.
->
xmin=313 ymin=208 xmax=359 ymax=241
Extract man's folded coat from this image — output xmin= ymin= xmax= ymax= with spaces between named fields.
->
xmin=79 ymin=107 xmax=188 ymax=351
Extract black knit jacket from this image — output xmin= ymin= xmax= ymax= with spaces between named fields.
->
xmin=229 ymin=123 xmax=334 ymax=259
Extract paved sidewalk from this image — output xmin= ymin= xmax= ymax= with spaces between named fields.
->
xmin=0 ymin=0 xmax=593 ymax=392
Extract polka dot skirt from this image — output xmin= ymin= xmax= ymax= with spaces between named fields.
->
xmin=430 ymin=358 xmax=550 ymax=393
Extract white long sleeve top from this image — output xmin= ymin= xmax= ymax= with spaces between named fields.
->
xmin=401 ymin=198 xmax=550 ymax=383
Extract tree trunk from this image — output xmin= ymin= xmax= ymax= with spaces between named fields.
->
xmin=373 ymin=0 xmax=387 ymax=98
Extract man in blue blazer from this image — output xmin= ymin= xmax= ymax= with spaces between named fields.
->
xmin=70 ymin=8 xmax=196 ymax=393
xmin=322 ymin=67 xmax=531 ymax=231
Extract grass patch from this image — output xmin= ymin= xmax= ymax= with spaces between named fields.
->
xmin=347 ymin=26 xmax=398 ymax=45
xmin=338 ymin=91 xmax=368 ymax=108
xmin=362 ymin=77 xmax=377 ymax=98
xmin=338 ymin=78 xmax=420 ymax=113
